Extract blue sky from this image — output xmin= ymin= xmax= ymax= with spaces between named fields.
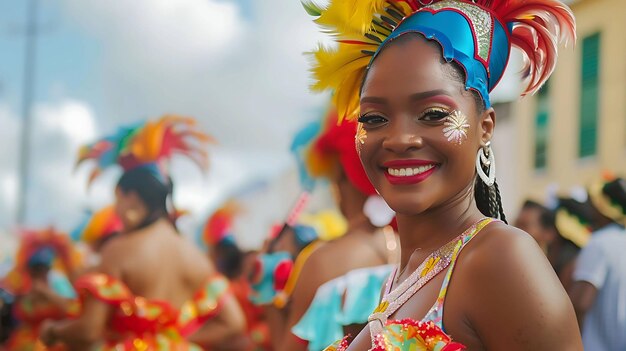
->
xmin=0 ymin=1 xmax=103 ymax=110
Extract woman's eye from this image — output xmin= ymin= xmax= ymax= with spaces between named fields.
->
xmin=421 ymin=109 xmax=450 ymax=121
xmin=358 ymin=114 xmax=388 ymax=125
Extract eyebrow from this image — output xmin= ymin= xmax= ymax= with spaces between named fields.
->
xmin=360 ymin=89 xmax=453 ymax=105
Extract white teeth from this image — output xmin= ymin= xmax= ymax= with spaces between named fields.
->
xmin=387 ymin=164 xmax=435 ymax=177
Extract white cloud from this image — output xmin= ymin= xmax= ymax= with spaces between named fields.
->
xmin=0 ymin=100 xmax=99 ymax=231
xmin=59 ymin=0 xmax=329 ymax=150
xmin=36 ymin=100 xmax=97 ymax=146
xmin=0 ymin=104 xmax=19 ymax=228
xmin=61 ymin=0 xmax=242 ymax=66
xmin=27 ymin=101 xmax=99 ymax=228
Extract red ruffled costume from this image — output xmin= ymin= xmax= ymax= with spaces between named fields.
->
xmin=74 ymin=273 xmax=231 ymax=351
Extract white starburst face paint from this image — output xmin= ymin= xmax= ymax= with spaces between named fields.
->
xmin=356 ymin=122 xmax=367 ymax=154
xmin=443 ymin=110 xmax=470 ymax=145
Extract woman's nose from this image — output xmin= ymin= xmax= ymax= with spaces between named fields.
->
xmin=382 ymin=119 xmax=424 ymax=154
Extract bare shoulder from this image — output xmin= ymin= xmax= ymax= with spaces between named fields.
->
xmin=97 ymin=236 xmax=129 ymax=277
xmin=459 ymin=221 xmax=560 ymax=298
xmin=297 ymin=241 xmax=334 ymax=283
xmin=462 ymin=221 xmax=545 ymax=268
xmin=290 ymin=240 xmax=348 ymax=299
xmin=312 ymin=232 xmax=372 ymax=260
xmin=452 ymin=221 xmax=582 ymax=350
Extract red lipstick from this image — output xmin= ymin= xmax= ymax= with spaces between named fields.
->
xmin=382 ymin=159 xmax=438 ymax=185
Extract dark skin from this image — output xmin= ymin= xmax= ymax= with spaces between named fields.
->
xmin=40 ymin=188 xmax=246 ymax=350
xmin=515 ymin=207 xmax=557 ymax=251
xmin=346 ymin=35 xmax=582 ymax=350
xmin=515 ymin=206 xmax=577 ymax=290
xmin=265 ymin=167 xmax=392 ymax=351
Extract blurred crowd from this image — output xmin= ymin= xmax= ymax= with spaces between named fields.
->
xmin=515 ymin=176 xmax=626 ymax=350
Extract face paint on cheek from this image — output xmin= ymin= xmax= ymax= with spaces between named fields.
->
xmin=355 ymin=122 xmax=367 ymax=155
xmin=442 ymin=110 xmax=471 ymax=145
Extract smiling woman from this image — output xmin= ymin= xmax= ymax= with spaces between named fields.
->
xmin=357 ymin=36 xmax=501 ymax=221
xmin=305 ymin=0 xmax=582 ymax=350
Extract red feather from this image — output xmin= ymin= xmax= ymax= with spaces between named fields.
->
xmin=491 ymin=0 xmax=576 ymax=95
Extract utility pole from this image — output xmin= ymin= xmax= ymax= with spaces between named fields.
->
xmin=15 ymin=0 xmax=40 ymax=225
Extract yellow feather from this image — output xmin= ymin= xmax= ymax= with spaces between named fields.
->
xmin=311 ymin=43 xmax=373 ymax=88
xmin=334 ymin=66 xmax=366 ymax=122
xmin=307 ymin=0 xmax=404 ymax=123
xmin=310 ymin=43 xmax=372 ymax=121
xmin=316 ymin=0 xmax=388 ymax=36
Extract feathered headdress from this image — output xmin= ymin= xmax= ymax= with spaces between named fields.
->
xmin=291 ymin=119 xmax=324 ymax=192
xmin=1 ymin=228 xmax=78 ymax=295
xmin=74 ymin=206 xmax=123 ymax=248
xmin=202 ymin=200 xmax=241 ymax=247
xmin=305 ymin=0 xmax=576 ymax=121
xmin=77 ymin=115 xmax=215 ymax=186
xmin=305 ymin=107 xmax=377 ymax=196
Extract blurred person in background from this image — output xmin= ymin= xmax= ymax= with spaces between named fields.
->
xmin=203 ymin=201 xmax=272 ymax=351
xmin=514 ymin=200 xmax=558 ymax=253
xmin=39 ymin=116 xmax=245 ymax=351
xmin=248 ymin=222 xmax=319 ymax=350
xmin=552 ymin=196 xmax=596 ymax=290
xmin=569 ymin=177 xmax=626 ymax=351
xmin=514 ymin=199 xmax=589 ymax=290
xmin=254 ymin=109 xmax=397 ymax=351
xmin=1 ymin=228 xmax=77 ymax=351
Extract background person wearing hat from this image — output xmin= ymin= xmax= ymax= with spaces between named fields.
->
xmin=569 ymin=177 xmax=626 ymax=351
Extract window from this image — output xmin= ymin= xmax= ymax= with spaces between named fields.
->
xmin=534 ymin=82 xmax=549 ymax=169
xmin=579 ymin=33 xmax=601 ymax=158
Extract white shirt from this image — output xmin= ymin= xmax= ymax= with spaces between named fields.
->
xmin=573 ymin=224 xmax=626 ymax=351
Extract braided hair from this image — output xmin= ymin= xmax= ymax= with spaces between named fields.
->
xmin=474 ymin=172 xmax=507 ymax=224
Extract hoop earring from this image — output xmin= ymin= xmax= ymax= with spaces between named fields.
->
xmin=476 ymin=141 xmax=496 ymax=186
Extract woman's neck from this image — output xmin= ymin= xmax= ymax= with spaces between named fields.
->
xmin=395 ymin=184 xmax=484 ymax=270
xmin=125 ymin=215 xmax=168 ymax=235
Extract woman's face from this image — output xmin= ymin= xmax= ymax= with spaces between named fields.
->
xmin=114 ymin=187 xmax=148 ymax=231
xmin=358 ymin=36 xmax=494 ymax=216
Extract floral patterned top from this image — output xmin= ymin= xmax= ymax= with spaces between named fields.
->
xmin=324 ymin=218 xmax=496 ymax=351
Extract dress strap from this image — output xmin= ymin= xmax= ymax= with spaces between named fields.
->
xmin=423 ymin=217 xmax=496 ymax=328
xmin=274 ymin=240 xmax=323 ymax=308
